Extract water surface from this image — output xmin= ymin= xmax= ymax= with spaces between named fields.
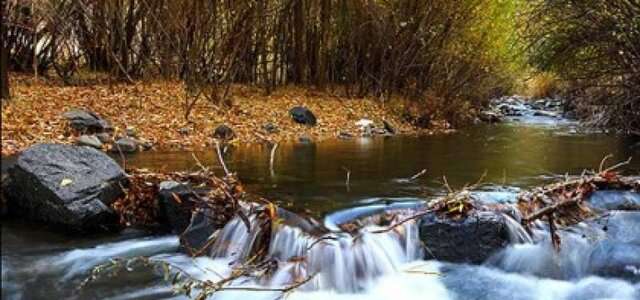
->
xmin=2 ymin=120 xmax=640 ymax=300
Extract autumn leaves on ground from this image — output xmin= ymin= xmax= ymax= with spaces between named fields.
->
xmin=1 ymin=74 xmax=448 ymax=156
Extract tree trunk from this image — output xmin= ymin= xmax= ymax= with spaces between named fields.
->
xmin=292 ymin=0 xmax=305 ymax=83
xmin=1 ymin=0 xmax=10 ymax=100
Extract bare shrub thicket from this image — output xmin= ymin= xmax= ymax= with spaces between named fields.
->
xmin=3 ymin=0 xmax=516 ymax=122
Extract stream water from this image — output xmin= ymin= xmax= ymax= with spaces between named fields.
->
xmin=2 ymin=113 xmax=640 ymax=299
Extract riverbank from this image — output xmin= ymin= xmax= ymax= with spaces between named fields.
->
xmin=1 ymin=74 xmax=451 ymax=156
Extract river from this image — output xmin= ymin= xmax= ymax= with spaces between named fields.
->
xmin=2 ymin=113 xmax=640 ymax=299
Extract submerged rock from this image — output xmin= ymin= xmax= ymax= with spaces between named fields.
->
xmin=418 ymin=210 xmax=510 ymax=264
xmin=62 ymin=109 xmax=112 ymax=133
xmin=588 ymin=241 xmax=640 ymax=281
xmin=7 ymin=144 xmax=126 ymax=231
xmin=289 ymin=106 xmax=317 ymax=126
xmin=586 ymin=190 xmax=640 ymax=211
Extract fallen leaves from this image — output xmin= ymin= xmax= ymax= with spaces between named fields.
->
xmin=2 ymin=73 xmax=448 ymax=156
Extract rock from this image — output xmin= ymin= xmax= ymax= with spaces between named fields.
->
xmin=586 ymin=190 xmax=640 ymax=211
xmin=140 ymin=140 xmax=153 ymax=151
xmin=213 ymin=124 xmax=235 ymax=140
xmin=383 ymin=120 xmax=396 ymax=134
xmin=338 ymin=131 xmax=353 ymax=139
xmin=587 ymin=241 xmax=640 ymax=281
xmin=414 ymin=115 xmax=431 ymax=129
xmin=76 ymin=135 xmax=103 ymax=149
xmin=418 ymin=210 xmax=510 ymax=264
xmin=298 ymin=134 xmax=313 ymax=144
xmin=96 ymin=132 xmax=112 ymax=143
xmin=7 ymin=144 xmax=126 ymax=231
xmin=62 ymin=109 xmax=111 ymax=133
xmin=178 ymin=127 xmax=191 ymax=135
xmin=262 ymin=122 xmax=279 ymax=134
xmin=289 ymin=106 xmax=317 ymax=126
xmin=1 ymin=174 xmax=11 ymax=218
xmin=372 ymin=128 xmax=387 ymax=135
xmin=158 ymin=181 xmax=209 ymax=234
xmin=355 ymin=119 xmax=374 ymax=131
xmin=533 ymin=110 xmax=559 ymax=118
xmin=111 ymin=137 xmax=139 ymax=153
xmin=479 ymin=110 xmax=503 ymax=123
xmin=180 ymin=209 xmax=222 ymax=256
xmin=125 ymin=126 xmax=138 ymax=138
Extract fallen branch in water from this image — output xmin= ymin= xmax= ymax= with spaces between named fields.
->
xmin=518 ymin=156 xmax=637 ymax=251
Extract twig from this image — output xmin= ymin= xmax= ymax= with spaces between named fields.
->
xmin=602 ymin=157 xmax=632 ymax=174
xmin=191 ymin=152 xmax=208 ymax=172
xmin=408 ymin=169 xmax=427 ymax=182
xmin=270 ymin=143 xmax=278 ymax=177
xmin=599 ymin=154 xmax=614 ymax=173
xmin=215 ymin=141 xmax=231 ymax=176
xmin=342 ymin=166 xmax=351 ymax=190
xmin=367 ymin=209 xmax=434 ymax=234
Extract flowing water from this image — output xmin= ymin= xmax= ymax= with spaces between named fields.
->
xmin=3 ymin=115 xmax=640 ymax=300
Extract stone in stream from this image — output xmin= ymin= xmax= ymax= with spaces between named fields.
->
xmin=587 ymin=241 xmax=640 ymax=281
xmin=383 ymin=120 xmax=396 ymax=134
xmin=289 ymin=106 xmax=317 ymax=126
xmin=157 ymin=181 xmax=209 ymax=234
xmin=62 ymin=109 xmax=112 ymax=133
xmin=111 ymin=137 xmax=139 ymax=153
xmin=414 ymin=115 xmax=431 ymax=129
xmin=478 ymin=110 xmax=504 ymax=123
xmin=6 ymin=144 xmax=126 ymax=231
xmin=76 ymin=134 xmax=103 ymax=149
xmin=213 ymin=124 xmax=235 ymax=140
xmin=418 ymin=210 xmax=510 ymax=264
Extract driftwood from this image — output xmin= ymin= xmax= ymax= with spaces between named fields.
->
xmin=517 ymin=157 xmax=638 ymax=250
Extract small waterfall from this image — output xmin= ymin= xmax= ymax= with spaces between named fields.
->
xmin=209 ymin=211 xmax=424 ymax=293
xmin=502 ymin=212 xmax=534 ymax=244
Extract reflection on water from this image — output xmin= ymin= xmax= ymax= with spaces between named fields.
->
xmin=124 ymin=124 xmax=640 ymax=214
xmin=2 ymin=122 xmax=640 ymax=300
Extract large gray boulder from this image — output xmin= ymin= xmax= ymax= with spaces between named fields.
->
xmin=7 ymin=144 xmax=127 ymax=231
xmin=418 ymin=210 xmax=510 ymax=264
xmin=62 ymin=109 xmax=112 ymax=133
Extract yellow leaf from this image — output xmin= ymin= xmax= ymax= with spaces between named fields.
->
xmin=60 ymin=178 xmax=73 ymax=187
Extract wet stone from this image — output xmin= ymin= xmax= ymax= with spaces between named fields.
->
xmin=418 ymin=210 xmax=510 ymax=264
xmin=6 ymin=144 xmax=126 ymax=231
